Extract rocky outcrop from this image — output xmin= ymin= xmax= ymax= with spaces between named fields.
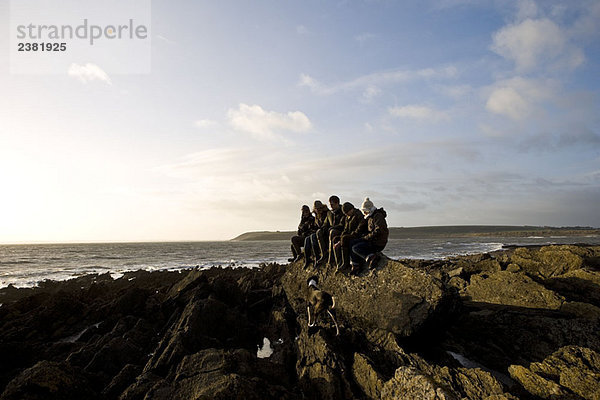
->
xmin=1 ymin=244 xmax=599 ymax=399
xmin=464 ymin=270 xmax=565 ymax=309
xmin=509 ymin=346 xmax=600 ymax=399
xmin=282 ymin=257 xmax=457 ymax=337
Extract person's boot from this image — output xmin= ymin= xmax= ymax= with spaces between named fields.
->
xmin=316 ymin=251 xmax=328 ymax=267
xmin=338 ymin=246 xmax=351 ymax=272
xmin=367 ymin=253 xmax=380 ymax=270
xmin=303 ymin=247 xmax=312 ymax=269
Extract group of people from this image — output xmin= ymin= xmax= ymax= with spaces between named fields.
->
xmin=289 ymin=196 xmax=389 ymax=274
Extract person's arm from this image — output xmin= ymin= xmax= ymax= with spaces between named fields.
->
xmin=351 ymin=215 xmax=367 ymax=237
xmin=363 ymin=213 xmax=385 ymax=242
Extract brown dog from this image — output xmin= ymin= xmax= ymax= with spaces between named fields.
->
xmin=306 ymin=276 xmax=339 ymax=336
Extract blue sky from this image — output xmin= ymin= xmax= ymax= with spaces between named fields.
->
xmin=1 ymin=0 xmax=599 ymax=242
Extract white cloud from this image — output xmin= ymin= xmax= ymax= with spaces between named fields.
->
xmin=436 ymin=84 xmax=473 ymax=99
xmin=227 ymin=104 xmax=312 ymax=141
xmin=388 ymin=105 xmax=449 ymax=121
xmin=299 ymin=66 xmax=458 ymax=95
xmin=68 ymin=63 xmax=112 ymax=85
xmin=491 ymin=18 xmax=584 ymax=72
xmin=362 ymin=85 xmax=382 ymax=102
xmin=485 ymin=77 xmax=557 ymax=121
xmin=486 ymin=87 xmax=530 ymax=120
xmin=194 ymin=119 xmax=218 ymax=129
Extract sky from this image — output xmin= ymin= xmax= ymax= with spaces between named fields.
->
xmin=0 ymin=0 xmax=599 ymax=243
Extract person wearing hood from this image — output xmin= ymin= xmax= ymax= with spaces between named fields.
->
xmin=332 ymin=202 xmax=367 ymax=271
xmin=349 ymin=197 xmax=389 ymax=274
xmin=289 ymin=205 xmax=316 ymax=262
xmin=303 ymin=200 xmax=329 ymax=269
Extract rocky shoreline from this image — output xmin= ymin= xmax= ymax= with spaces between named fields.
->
xmin=1 ymin=244 xmax=599 ymax=399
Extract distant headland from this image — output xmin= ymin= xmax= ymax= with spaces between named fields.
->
xmin=231 ymin=225 xmax=600 ymax=241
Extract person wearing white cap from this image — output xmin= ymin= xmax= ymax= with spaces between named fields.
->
xmin=349 ymin=197 xmax=389 ymax=274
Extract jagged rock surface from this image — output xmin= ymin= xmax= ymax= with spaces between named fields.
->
xmin=0 ymin=244 xmax=599 ymax=399
xmin=281 ymin=257 xmax=458 ymax=337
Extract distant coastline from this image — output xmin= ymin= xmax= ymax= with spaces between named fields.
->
xmin=231 ymin=225 xmax=600 ymax=241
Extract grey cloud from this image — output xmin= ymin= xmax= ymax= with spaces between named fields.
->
xmin=518 ymin=127 xmax=600 ymax=152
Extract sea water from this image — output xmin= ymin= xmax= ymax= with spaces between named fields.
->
xmin=0 ymin=236 xmax=598 ymax=288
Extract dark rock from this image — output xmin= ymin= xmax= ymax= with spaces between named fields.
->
xmin=102 ymin=364 xmax=142 ymax=399
xmin=294 ymin=329 xmax=354 ymax=400
xmin=3 ymin=245 xmax=600 ymax=399
xmin=1 ymin=361 xmax=98 ymax=400
xmin=545 ymin=268 xmax=600 ymax=307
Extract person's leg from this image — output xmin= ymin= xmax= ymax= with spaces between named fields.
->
xmin=316 ymin=228 xmax=329 ymax=265
xmin=303 ymin=235 xmax=313 ymax=268
xmin=311 ymin=232 xmax=321 ymax=263
xmin=333 ymin=243 xmax=341 ymax=269
xmin=365 ymin=245 xmax=385 ymax=269
xmin=338 ymin=234 xmax=353 ymax=270
xmin=351 ymin=240 xmax=373 ymax=262
xmin=291 ymin=235 xmax=304 ymax=261
xmin=327 ymin=229 xmax=341 ymax=265
xmin=350 ymin=239 xmax=367 ymax=273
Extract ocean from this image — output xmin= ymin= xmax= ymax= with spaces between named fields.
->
xmin=1 ymin=236 xmax=599 ymax=289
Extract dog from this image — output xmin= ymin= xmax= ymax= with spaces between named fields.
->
xmin=306 ymin=276 xmax=339 ymax=336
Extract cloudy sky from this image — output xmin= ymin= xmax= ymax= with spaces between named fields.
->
xmin=1 ymin=0 xmax=599 ymax=242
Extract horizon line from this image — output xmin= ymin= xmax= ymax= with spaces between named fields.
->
xmin=3 ymin=224 xmax=598 ymax=246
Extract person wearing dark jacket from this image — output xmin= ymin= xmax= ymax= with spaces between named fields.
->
xmin=289 ymin=205 xmax=316 ymax=262
xmin=303 ymin=200 xmax=329 ymax=269
xmin=332 ymin=202 xmax=367 ymax=271
xmin=316 ymin=195 xmax=345 ymax=266
xmin=350 ymin=197 xmax=389 ymax=274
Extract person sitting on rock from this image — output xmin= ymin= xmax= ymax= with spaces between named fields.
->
xmin=333 ymin=202 xmax=367 ymax=272
xmin=317 ymin=195 xmax=346 ymax=265
xmin=349 ymin=197 xmax=389 ymax=274
xmin=303 ymin=200 xmax=329 ymax=269
xmin=289 ymin=205 xmax=316 ymax=262
xmin=315 ymin=195 xmax=345 ymax=267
